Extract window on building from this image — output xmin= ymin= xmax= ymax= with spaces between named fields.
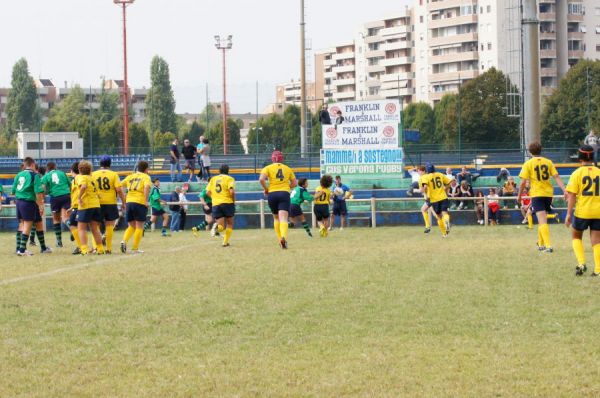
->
xmin=596 ymin=26 xmax=600 ymax=34
xmin=420 ymin=15 xmax=424 ymax=23
xmin=481 ymin=44 xmax=485 ymax=51
xmin=568 ymin=3 xmax=583 ymax=15
xmin=66 ymin=141 xmax=73 ymax=149
xmin=488 ymin=42 xmax=492 ymax=50
xmin=26 ymin=142 xmax=43 ymax=150
xmin=47 ymin=142 xmax=63 ymax=150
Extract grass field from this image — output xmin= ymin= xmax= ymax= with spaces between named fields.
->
xmin=2 ymin=225 xmax=600 ymax=397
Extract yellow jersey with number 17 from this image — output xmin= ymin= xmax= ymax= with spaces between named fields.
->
xmin=519 ymin=156 xmax=558 ymax=198
xmin=91 ymin=169 xmax=122 ymax=205
xmin=314 ymin=186 xmax=331 ymax=205
xmin=260 ymin=163 xmax=296 ymax=193
xmin=122 ymin=172 xmax=152 ymax=205
xmin=566 ymin=165 xmax=600 ymax=219
xmin=421 ymin=172 xmax=451 ymax=203
xmin=207 ymin=174 xmax=235 ymax=205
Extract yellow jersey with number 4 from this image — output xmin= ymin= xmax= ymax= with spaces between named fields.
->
xmin=75 ymin=174 xmax=100 ymax=210
xmin=519 ymin=157 xmax=558 ymax=198
xmin=92 ymin=169 xmax=122 ymax=205
xmin=207 ymin=174 xmax=235 ymax=205
xmin=566 ymin=165 xmax=600 ymax=219
xmin=260 ymin=163 xmax=296 ymax=193
xmin=122 ymin=172 xmax=152 ymax=205
xmin=314 ymin=186 xmax=331 ymax=205
xmin=421 ymin=172 xmax=451 ymax=203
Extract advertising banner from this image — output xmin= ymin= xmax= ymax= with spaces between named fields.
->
xmin=320 ymin=148 xmax=403 ymax=175
xmin=328 ymin=99 xmax=400 ymax=124
xmin=322 ymin=123 xmax=399 ymax=149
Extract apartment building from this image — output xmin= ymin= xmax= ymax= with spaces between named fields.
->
xmin=274 ymin=80 xmax=317 ymax=113
xmin=584 ymin=2 xmax=600 ymax=58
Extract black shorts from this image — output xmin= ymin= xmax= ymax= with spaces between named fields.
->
xmin=268 ymin=191 xmax=291 ymax=214
xmin=16 ymin=199 xmax=41 ymax=223
xmin=212 ymin=203 xmax=235 ymax=219
xmin=290 ymin=204 xmax=303 ymax=218
xmin=77 ymin=207 xmax=102 ymax=223
xmin=314 ymin=204 xmax=330 ymax=221
xmin=151 ymin=207 xmax=166 ymax=217
xmin=531 ymin=197 xmax=553 ymax=213
xmin=430 ymin=199 xmax=449 ymax=216
xmin=185 ymin=159 xmax=196 ymax=170
xmin=572 ymin=216 xmax=600 ymax=231
xmin=333 ymin=201 xmax=347 ymax=216
xmin=203 ymin=203 xmax=213 ymax=216
xmin=100 ymin=204 xmax=120 ymax=222
xmin=69 ymin=209 xmax=78 ymax=226
xmin=50 ymin=194 xmax=71 ymax=214
xmin=126 ymin=202 xmax=148 ymax=222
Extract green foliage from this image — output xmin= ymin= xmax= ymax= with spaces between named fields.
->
xmin=434 ymin=94 xmax=459 ymax=148
xmin=146 ymin=56 xmax=177 ymax=134
xmin=207 ymin=119 xmax=244 ymax=154
xmin=95 ymin=119 xmax=121 ymax=155
xmin=179 ymin=121 xmax=205 ymax=144
xmin=97 ymin=84 xmax=120 ymax=124
xmin=311 ymin=111 xmax=322 ymax=150
xmin=6 ymin=58 xmax=38 ymax=134
xmin=154 ymin=131 xmax=177 ymax=149
xmin=129 ymin=123 xmax=150 ymax=154
xmin=247 ymin=105 xmax=305 ymax=154
xmin=542 ymin=59 xmax=600 ymax=145
xmin=43 ymin=86 xmax=87 ymax=132
xmin=402 ymin=102 xmax=435 ymax=143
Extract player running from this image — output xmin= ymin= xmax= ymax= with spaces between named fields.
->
xmin=12 ymin=157 xmax=51 ymax=256
xmin=414 ymin=165 xmax=434 ymax=233
xmin=75 ymin=160 xmax=105 ymax=255
xmin=146 ymin=178 xmax=170 ymax=236
xmin=259 ymin=150 xmax=297 ymax=249
xmin=120 ymin=161 xmax=152 ymax=254
xmin=565 ymin=145 xmax=600 ymax=276
xmin=420 ymin=163 xmax=452 ymax=237
xmin=289 ymin=177 xmax=314 ymax=237
xmin=207 ymin=164 xmax=236 ymax=247
xmin=517 ymin=141 xmax=566 ymax=253
xmin=314 ymin=174 xmax=333 ymax=237
xmin=191 ymin=186 xmax=215 ymax=237
xmin=92 ymin=155 xmax=126 ymax=253
xmin=40 ymin=162 xmax=71 ymax=247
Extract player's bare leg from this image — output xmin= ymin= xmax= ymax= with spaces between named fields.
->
xmin=277 ymin=209 xmax=289 ymax=249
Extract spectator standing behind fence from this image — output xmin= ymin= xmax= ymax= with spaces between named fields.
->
xmin=487 ymin=188 xmax=501 ymax=225
xmin=196 ymin=135 xmax=205 ymax=180
xmin=181 ymin=140 xmax=198 ymax=182
xmin=474 ymin=190 xmax=485 ymax=225
xmin=319 ymin=104 xmax=331 ymax=125
xmin=169 ymin=186 xmax=182 ymax=233
xmin=584 ymin=129 xmax=598 ymax=163
xmin=200 ymin=138 xmax=211 ymax=182
xmin=458 ymin=180 xmax=473 ymax=210
xmin=179 ymin=184 xmax=189 ymax=231
xmin=169 ymin=138 xmax=182 ymax=183
xmin=334 ymin=110 xmax=344 ymax=130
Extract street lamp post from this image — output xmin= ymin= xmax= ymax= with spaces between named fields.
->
xmin=215 ymin=35 xmax=233 ymax=155
xmin=113 ymin=0 xmax=135 ymax=155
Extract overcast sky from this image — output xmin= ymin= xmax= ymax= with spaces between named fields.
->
xmin=1 ymin=0 xmax=411 ymax=114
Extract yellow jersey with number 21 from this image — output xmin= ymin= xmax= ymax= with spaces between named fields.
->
xmin=566 ymin=165 xmax=600 ymax=219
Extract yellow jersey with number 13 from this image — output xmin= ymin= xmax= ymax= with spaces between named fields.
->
xmin=207 ymin=174 xmax=235 ymax=205
xmin=314 ymin=186 xmax=331 ymax=205
xmin=421 ymin=172 xmax=451 ymax=203
xmin=519 ymin=156 xmax=558 ymax=198
xmin=260 ymin=163 xmax=296 ymax=193
xmin=91 ymin=169 xmax=122 ymax=205
xmin=566 ymin=165 xmax=600 ymax=219
xmin=122 ymin=172 xmax=152 ymax=205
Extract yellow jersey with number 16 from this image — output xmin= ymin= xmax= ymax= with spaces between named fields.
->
xmin=91 ymin=169 xmax=122 ymax=205
xmin=260 ymin=163 xmax=296 ymax=193
xmin=207 ymin=174 xmax=235 ymax=205
xmin=122 ymin=172 xmax=152 ymax=205
xmin=566 ymin=165 xmax=600 ymax=219
xmin=421 ymin=172 xmax=451 ymax=203
xmin=519 ymin=156 xmax=558 ymax=198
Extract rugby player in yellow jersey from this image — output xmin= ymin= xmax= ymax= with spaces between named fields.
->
xmin=259 ymin=150 xmax=297 ymax=249
xmin=207 ymin=164 xmax=236 ymax=247
xmin=565 ymin=145 xmax=600 ymax=276
xmin=67 ymin=162 xmax=85 ymax=254
xmin=415 ymin=165 xmax=434 ymax=233
xmin=313 ymin=174 xmax=333 ymax=237
xmin=120 ymin=161 xmax=152 ymax=254
xmin=92 ymin=155 xmax=126 ymax=254
xmin=517 ymin=141 xmax=566 ymax=253
xmin=75 ymin=161 xmax=105 ymax=255
xmin=420 ymin=163 xmax=452 ymax=237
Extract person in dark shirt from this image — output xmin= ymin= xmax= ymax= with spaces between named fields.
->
xmin=181 ymin=139 xmax=197 ymax=182
xmin=169 ymin=138 xmax=182 ymax=182
xmin=334 ymin=110 xmax=344 ymax=130
xmin=319 ymin=104 xmax=331 ymax=125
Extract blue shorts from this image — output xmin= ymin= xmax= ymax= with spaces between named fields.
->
xmin=77 ymin=208 xmax=102 ymax=223
xmin=69 ymin=209 xmax=78 ymax=226
xmin=151 ymin=207 xmax=166 ymax=216
xmin=50 ymin=194 xmax=71 ymax=214
xmin=100 ymin=204 xmax=120 ymax=222
xmin=314 ymin=204 xmax=330 ymax=221
xmin=531 ymin=197 xmax=553 ymax=213
xmin=212 ymin=203 xmax=235 ymax=219
xmin=268 ymin=191 xmax=291 ymax=214
xmin=431 ymin=199 xmax=449 ymax=216
xmin=202 ymin=203 xmax=213 ymax=216
xmin=333 ymin=201 xmax=347 ymax=216
xmin=126 ymin=202 xmax=148 ymax=222
xmin=572 ymin=216 xmax=600 ymax=231
xmin=16 ymin=199 xmax=42 ymax=223
xmin=290 ymin=204 xmax=303 ymax=218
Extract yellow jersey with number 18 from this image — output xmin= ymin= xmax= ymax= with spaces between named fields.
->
xmin=314 ymin=186 xmax=331 ymax=205
xmin=91 ymin=169 xmax=122 ymax=205
xmin=207 ymin=174 xmax=235 ymax=205
xmin=519 ymin=156 xmax=558 ymax=198
xmin=122 ymin=172 xmax=152 ymax=205
xmin=421 ymin=172 xmax=451 ymax=203
xmin=260 ymin=163 xmax=296 ymax=193
xmin=566 ymin=165 xmax=600 ymax=219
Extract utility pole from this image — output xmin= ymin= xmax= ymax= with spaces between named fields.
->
xmin=522 ymin=0 xmax=541 ymax=149
xmin=215 ymin=35 xmax=233 ymax=154
xmin=300 ymin=0 xmax=307 ymax=157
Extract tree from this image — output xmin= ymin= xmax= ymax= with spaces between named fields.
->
xmin=180 ymin=121 xmax=205 ymax=144
xmin=207 ymin=119 xmax=243 ymax=154
xmin=43 ymin=86 xmax=87 ymax=132
xmin=146 ymin=56 xmax=177 ymax=134
xmin=434 ymin=94 xmax=459 ymax=149
xmin=154 ymin=131 xmax=177 ymax=149
xmin=402 ymin=102 xmax=435 ymax=143
xmin=542 ymin=59 xmax=600 ymax=145
xmin=6 ymin=58 xmax=38 ymax=134
xmin=129 ymin=123 xmax=150 ymax=153
xmin=96 ymin=119 xmax=121 ymax=155
xmin=97 ymin=83 xmax=120 ymax=124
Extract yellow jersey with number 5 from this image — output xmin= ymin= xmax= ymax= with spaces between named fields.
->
xmin=519 ymin=156 xmax=558 ymax=198
xmin=421 ymin=172 xmax=451 ymax=203
xmin=314 ymin=186 xmax=331 ymax=205
xmin=566 ymin=165 xmax=600 ymax=219
xmin=207 ymin=174 xmax=235 ymax=205
xmin=122 ymin=172 xmax=152 ymax=205
xmin=260 ymin=163 xmax=296 ymax=193
xmin=91 ymin=169 xmax=122 ymax=205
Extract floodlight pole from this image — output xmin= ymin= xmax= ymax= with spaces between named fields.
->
xmin=215 ymin=35 xmax=233 ymax=154
xmin=114 ymin=0 xmax=134 ymax=155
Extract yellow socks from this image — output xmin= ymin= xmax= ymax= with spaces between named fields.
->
xmin=437 ymin=218 xmax=447 ymax=235
xmin=274 ymin=220 xmax=282 ymax=240
xmin=71 ymin=227 xmax=82 ymax=247
xmin=527 ymin=215 xmax=533 ymax=229
xmin=572 ymin=239 xmax=586 ymax=266
xmin=537 ymin=227 xmax=545 ymax=247
xmin=422 ymin=211 xmax=430 ymax=228
xmin=594 ymin=244 xmax=600 ymax=274
xmin=217 ymin=224 xmax=225 ymax=233
xmin=123 ymin=226 xmax=135 ymax=243
xmin=105 ymin=225 xmax=114 ymax=251
xmin=96 ymin=243 xmax=105 ymax=254
xmin=224 ymin=228 xmax=233 ymax=245
xmin=539 ymin=223 xmax=551 ymax=248
xmin=132 ymin=228 xmax=143 ymax=250
xmin=547 ymin=213 xmax=557 ymax=220
xmin=443 ymin=213 xmax=450 ymax=225
xmin=90 ymin=233 xmax=97 ymax=250
xmin=280 ymin=221 xmax=288 ymax=240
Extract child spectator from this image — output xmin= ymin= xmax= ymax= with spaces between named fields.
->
xmin=447 ymin=179 xmax=460 ymax=209
xmin=487 ymin=188 xmax=501 ymax=225
xmin=474 ymin=190 xmax=485 ymax=225
xmin=501 ymin=176 xmax=518 ymax=209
